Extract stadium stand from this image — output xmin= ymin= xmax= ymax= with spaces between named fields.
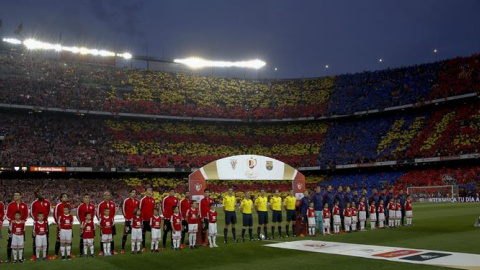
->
xmin=0 ymin=52 xmax=479 ymax=119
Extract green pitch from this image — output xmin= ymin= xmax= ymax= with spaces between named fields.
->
xmin=1 ymin=203 xmax=478 ymax=270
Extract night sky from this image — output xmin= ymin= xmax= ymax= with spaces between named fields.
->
xmin=1 ymin=0 xmax=479 ymax=78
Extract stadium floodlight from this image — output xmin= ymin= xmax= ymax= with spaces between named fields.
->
xmin=174 ymin=57 xmax=266 ymax=69
xmin=2 ymin=37 xmax=22 ymax=45
xmin=117 ymin=52 xmax=132 ymax=59
xmin=2 ymin=37 xmax=127 ymax=59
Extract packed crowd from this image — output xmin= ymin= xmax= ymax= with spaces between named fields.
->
xmin=0 ymin=52 xmax=479 ymax=119
xmin=2 ymin=100 xmax=480 ymax=168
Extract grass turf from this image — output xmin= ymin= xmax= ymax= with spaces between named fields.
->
xmin=0 ymin=202 xmax=478 ymax=270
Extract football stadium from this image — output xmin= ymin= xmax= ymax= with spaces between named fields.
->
xmin=0 ymin=1 xmax=479 ymax=270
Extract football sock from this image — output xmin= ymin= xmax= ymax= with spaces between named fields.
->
xmin=122 ymin=235 xmax=127 ymax=249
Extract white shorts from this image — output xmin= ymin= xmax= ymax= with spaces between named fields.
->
xmin=101 ymin=234 xmax=112 ymax=243
xmin=132 ymin=228 xmax=142 ymax=242
xmin=12 ymin=234 xmax=24 ymax=249
xmin=188 ymin=224 xmax=198 ymax=233
xmin=208 ymin=223 xmax=217 ymax=236
xmin=344 ymin=217 xmax=352 ymax=226
xmin=35 ymin=235 xmax=47 ymax=248
xmin=359 ymin=211 xmax=366 ymax=221
xmin=406 ymin=210 xmax=412 ymax=218
xmin=307 ymin=217 xmax=316 ymax=227
xmin=396 ymin=210 xmax=402 ymax=219
xmin=323 ymin=218 xmax=330 ymax=228
xmin=370 ymin=213 xmax=377 ymax=221
xmin=352 ymin=216 xmax=358 ymax=223
xmin=378 ymin=213 xmax=385 ymax=222
xmin=151 ymin=228 xmax=161 ymax=242
xmin=83 ymin=238 xmax=94 ymax=246
xmin=388 ymin=210 xmax=396 ymax=219
xmin=172 ymin=230 xmax=181 ymax=240
xmin=333 ymin=215 xmax=341 ymax=225
xmin=60 ymin=229 xmax=72 ymax=244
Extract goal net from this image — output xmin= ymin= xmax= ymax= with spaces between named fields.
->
xmin=407 ymin=185 xmax=458 ymax=203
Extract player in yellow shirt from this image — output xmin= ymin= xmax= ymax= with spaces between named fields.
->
xmin=222 ymin=187 xmax=238 ymax=244
xmin=269 ymin=189 xmax=283 ymax=238
xmin=284 ymin=189 xmax=297 ymax=237
xmin=254 ymin=189 xmax=269 ymax=240
xmin=239 ymin=192 xmax=254 ymax=242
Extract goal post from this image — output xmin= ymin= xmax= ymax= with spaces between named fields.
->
xmin=407 ymin=185 xmax=458 ymax=203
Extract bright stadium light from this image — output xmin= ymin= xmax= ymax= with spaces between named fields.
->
xmin=2 ymin=37 xmax=127 ymax=58
xmin=117 ymin=52 xmax=132 ymax=59
xmin=174 ymin=57 xmax=266 ymax=69
xmin=2 ymin=37 xmax=22 ymax=45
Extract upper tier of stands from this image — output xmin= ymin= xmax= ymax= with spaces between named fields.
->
xmin=0 ymin=52 xmax=478 ymax=120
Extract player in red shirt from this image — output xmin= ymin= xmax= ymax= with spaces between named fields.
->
xmin=131 ymin=208 xmax=143 ymax=254
xmin=179 ymin=191 xmax=191 ymax=248
xmin=200 ymin=189 xmax=214 ymax=246
xmin=395 ymin=198 xmax=402 ymax=227
xmin=34 ymin=212 xmax=49 ymax=261
xmin=343 ymin=202 xmax=352 ymax=233
xmin=81 ymin=212 xmax=96 ymax=257
xmin=332 ymin=200 xmax=341 ymax=234
xmin=58 ymin=206 xmax=73 ymax=260
xmin=77 ymin=194 xmax=95 ymax=257
xmin=0 ymin=199 xmax=4 ymax=260
xmin=30 ymin=190 xmax=51 ymax=261
xmin=405 ymin=195 xmax=413 ymax=226
xmin=100 ymin=208 xmax=115 ymax=257
xmin=97 ymin=191 xmax=117 ymax=255
xmin=186 ymin=201 xmax=200 ymax=249
xmin=369 ymin=201 xmax=377 ymax=230
xmin=351 ymin=202 xmax=358 ymax=232
xmin=6 ymin=191 xmax=29 ymax=263
xmin=171 ymin=206 xmax=182 ymax=251
xmin=358 ymin=197 xmax=367 ymax=231
xmin=306 ymin=202 xmax=317 ymax=236
xmin=140 ymin=187 xmax=156 ymax=252
xmin=387 ymin=199 xmax=396 ymax=228
xmin=150 ymin=207 xmax=163 ymax=252
xmin=322 ymin=203 xmax=331 ymax=235
xmin=378 ymin=199 xmax=386 ymax=229
xmin=53 ymin=193 xmax=71 ymax=260
xmin=207 ymin=203 xmax=218 ymax=247
xmin=10 ymin=212 xmax=26 ymax=263
xmin=121 ymin=189 xmax=139 ymax=253
xmin=162 ymin=188 xmax=179 ymax=249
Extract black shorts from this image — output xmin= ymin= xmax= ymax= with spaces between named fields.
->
xmin=164 ymin=219 xmax=172 ymax=232
xmin=225 ymin=211 xmax=237 ymax=225
xmin=242 ymin=213 xmax=253 ymax=227
xmin=272 ymin=210 xmax=283 ymax=223
xmin=124 ymin=221 xmax=132 ymax=234
xmin=258 ymin=211 xmax=268 ymax=225
xmin=202 ymin=218 xmax=209 ymax=231
xmin=142 ymin=221 xmax=151 ymax=232
xmin=182 ymin=220 xmax=188 ymax=232
xmin=286 ymin=210 xmax=296 ymax=222
xmin=112 ymin=224 xmax=117 ymax=236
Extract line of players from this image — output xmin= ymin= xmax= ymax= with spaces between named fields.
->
xmin=301 ymin=186 xmax=414 ymax=236
xmin=0 ymin=185 xmax=414 ymax=263
xmin=0 ymin=187 xmax=221 ymax=263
